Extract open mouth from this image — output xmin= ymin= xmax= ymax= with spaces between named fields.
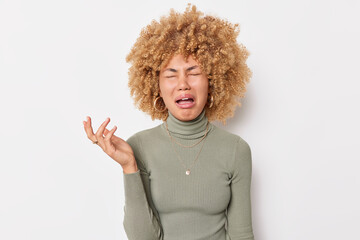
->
xmin=176 ymin=97 xmax=194 ymax=104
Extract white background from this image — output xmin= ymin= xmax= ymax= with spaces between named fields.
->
xmin=1 ymin=0 xmax=359 ymax=239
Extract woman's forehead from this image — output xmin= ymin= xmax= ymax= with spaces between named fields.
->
xmin=162 ymin=54 xmax=199 ymax=69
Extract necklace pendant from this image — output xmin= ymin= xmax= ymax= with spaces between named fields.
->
xmin=185 ymin=169 xmax=191 ymax=175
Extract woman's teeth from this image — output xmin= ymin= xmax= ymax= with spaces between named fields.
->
xmin=177 ymin=98 xmax=193 ymax=103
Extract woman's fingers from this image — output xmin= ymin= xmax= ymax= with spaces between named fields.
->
xmin=83 ymin=116 xmax=97 ymax=143
xmin=95 ymin=117 xmax=110 ymax=147
xmin=84 ymin=117 xmax=119 ymax=152
xmin=104 ymin=125 xmax=117 ymax=155
xmin=104 ymin=126 xmax=117 ymax=141
xmin=104 ymin=127 xmax=123 ymax=145
xmin=103 ymin=128 xmax=110 ymax=136
xmin=83 ymin=117 xmax=133 ymax=165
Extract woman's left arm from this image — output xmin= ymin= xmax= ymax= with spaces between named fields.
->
xmin=226 ymin=137 xmax=255 ymax=240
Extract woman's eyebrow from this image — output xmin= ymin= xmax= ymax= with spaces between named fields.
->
xmin=164 ymin=65 xmax=199 ymax=72
xmin=186 ymin=65 xmax=198 ymax=71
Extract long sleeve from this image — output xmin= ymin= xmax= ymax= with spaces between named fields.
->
xmin=123 ymin=133 xmax=163 ymax=240
xmin=226 ymin=137 xmax=255 ymax=240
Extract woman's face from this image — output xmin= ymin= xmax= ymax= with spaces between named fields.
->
xmin=159 ymin=54 xmax=209 ymax=121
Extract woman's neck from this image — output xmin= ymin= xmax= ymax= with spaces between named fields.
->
xmin=163 ymin=109 xmax=210 ymax=139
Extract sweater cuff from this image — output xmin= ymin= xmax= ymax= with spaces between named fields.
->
xmin=123 ymin=169 xmax=141 ymax=175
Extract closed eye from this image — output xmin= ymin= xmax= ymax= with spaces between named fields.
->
xmin=165 ymin=76 xmax=176 ymax=78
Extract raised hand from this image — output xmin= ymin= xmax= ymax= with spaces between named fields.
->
xmin=83 ymin=116 xmax=138 ymax=173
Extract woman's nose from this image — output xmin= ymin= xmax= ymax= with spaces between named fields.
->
xmin=177 ymin=73 xmax=191 ymax=90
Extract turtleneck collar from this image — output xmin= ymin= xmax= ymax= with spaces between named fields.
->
xmin=162 ymin=108 xmax=212 ymax=139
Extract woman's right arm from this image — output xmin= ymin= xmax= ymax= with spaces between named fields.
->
xmin=123 ymin=133 xmax=163 ymax=240
xmin=82 ymin=116 xmax=163 ymax=240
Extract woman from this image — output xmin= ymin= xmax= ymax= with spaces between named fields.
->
xmin=83 ymin=4 xmax=254 ymax=240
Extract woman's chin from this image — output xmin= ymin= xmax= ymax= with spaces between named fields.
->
xmin=170 ymin=105 xmax=204 ymax=121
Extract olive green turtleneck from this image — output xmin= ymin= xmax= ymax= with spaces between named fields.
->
xmin=123 ymin=109 xmax=255 ymax=240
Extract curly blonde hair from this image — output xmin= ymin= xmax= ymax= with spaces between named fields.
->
xmin=126 ymin=3 xmax=252 ymax=125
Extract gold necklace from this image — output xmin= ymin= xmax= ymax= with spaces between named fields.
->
xmin=165 ymin=121 xmax=210 ymax=148
xmin=165 ymin=122 xmax=210 ymax=175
